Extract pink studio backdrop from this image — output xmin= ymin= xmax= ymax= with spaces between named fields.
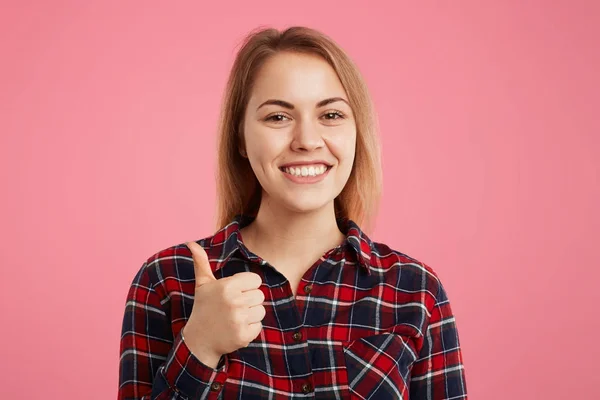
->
xmin=1 ymin=1 xmax=598 ymax=399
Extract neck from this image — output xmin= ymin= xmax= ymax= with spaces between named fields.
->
xmin=240 ymin=196 xmax=345 ymax=269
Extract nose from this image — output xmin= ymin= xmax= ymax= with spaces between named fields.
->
xmin=290 ymin=120 xmax=325 ymax=152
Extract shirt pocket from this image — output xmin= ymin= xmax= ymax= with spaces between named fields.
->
xmin=342 ymin=333 xmax=417 ymax=400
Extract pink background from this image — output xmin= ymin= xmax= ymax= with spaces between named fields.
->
xmin=1 ymin=1 xmax=598 ymax=399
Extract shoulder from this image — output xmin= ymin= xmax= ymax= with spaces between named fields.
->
xmin=368 ymin=240 xmax=444 ymax=304
xmin=132 ymin=236 xmax=214 ymax=294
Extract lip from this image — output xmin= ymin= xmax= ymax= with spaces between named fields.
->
xmin=279 ymin=160 xmax=333 ymax=168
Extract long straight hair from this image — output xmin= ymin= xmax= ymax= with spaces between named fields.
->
xmin=215 ymin=26 xmax=382 ymax=233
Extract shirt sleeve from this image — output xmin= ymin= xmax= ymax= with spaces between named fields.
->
xmin=118 ymin=262 xmax=229 ymax=400
xmin=409 ymin=280 xmax=468 ymax=399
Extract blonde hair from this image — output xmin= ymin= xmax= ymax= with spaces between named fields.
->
xmin=215 ymin=26 xmax=382 ymax=233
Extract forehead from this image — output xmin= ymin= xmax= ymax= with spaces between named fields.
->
xmin=248 ymin=52 xmax=348 ymax=105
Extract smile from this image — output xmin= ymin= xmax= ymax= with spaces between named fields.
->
xmin=282 ymin=164 xmax=328 ymax=177
xmin=279 ymin=164 xmax=332 ymax=184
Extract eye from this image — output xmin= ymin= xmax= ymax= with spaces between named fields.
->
xmin=264 ymin=113 xmax=291 ymax=123
xmin=322 ymin=111 xmax=346 ymax=120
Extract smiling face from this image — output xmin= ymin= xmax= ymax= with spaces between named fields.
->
xmin=242 ymin=51 xmax=357 ymax=214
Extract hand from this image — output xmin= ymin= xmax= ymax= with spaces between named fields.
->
xmin=182 ymin=241 xmax=265 ymax=367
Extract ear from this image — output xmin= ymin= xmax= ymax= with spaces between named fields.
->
xmin=239 ymin=146 xmax=247 ymax=158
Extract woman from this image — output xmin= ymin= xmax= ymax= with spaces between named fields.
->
xmin=118 ymin=26 xmax=467 ymax=399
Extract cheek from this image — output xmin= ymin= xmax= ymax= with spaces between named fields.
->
xmin=327 ymin=131 xmax=357 ymax=164
xmin=245 ymin=120 xmax=289 ymax=155
xmin=244 ymin=129 xmax=289 ymax=179
xmin=249 ymin=140 xmax=287 ymax=168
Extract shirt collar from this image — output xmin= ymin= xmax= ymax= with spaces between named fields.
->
xmin=209 ymin=214 xmax=373 ymax=274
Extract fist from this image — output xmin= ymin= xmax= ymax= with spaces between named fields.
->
xmin=182 ymin=241 xmax=266 ymax=360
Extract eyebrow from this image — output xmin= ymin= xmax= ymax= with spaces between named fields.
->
xmin=256 ymin=97 xmax=350 ymax=111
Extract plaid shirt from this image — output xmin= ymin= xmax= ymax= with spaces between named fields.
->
xmin=119 ymin=215 xmax=467 ymax=399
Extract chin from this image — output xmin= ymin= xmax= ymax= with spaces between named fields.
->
xmin=279 ymin=196 xmax=334 ymax=214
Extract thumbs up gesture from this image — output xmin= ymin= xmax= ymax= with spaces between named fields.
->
xmin=181 ymin=241 xmax=266 ymax=368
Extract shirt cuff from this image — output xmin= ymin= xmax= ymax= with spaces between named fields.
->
xmin=161 ymin=330 xmax=229 ymax=398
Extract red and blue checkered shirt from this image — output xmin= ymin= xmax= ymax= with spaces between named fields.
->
xmin=119 ymin=215 xmax=467 ymax=399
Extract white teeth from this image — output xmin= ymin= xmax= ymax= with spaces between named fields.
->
xmin=283 ymin=165 xmax=329 ymax=177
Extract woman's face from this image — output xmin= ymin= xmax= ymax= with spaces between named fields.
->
xmin=242 ymin=51 xmax=356 ymax=214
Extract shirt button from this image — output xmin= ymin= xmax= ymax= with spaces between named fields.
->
xmin=292 ymin=331 xmax=303 ymax=341
xmin=211 ymin=382 xmax=222 ymax=391
xmin=304 ymin=284 xmax=313 ymax=294
xmin=301 ymin=383 xmax=313 ymax=394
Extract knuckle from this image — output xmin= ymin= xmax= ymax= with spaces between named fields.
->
xmin=224 ymin=294 xmax=238 ymax=307
xmin=233 ymin=310 xmax=247 ymax=325
xmin=221 ymin=279 xmax=235 ymax=293
xmin=227 ymin=312 xmax=240 ymax=326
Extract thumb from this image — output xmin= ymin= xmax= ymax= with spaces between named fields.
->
xmin=186 ymin=241 xmax=216 ymax=287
